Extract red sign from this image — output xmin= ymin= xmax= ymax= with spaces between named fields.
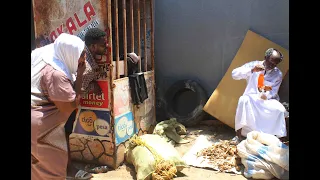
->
xmin=80 ymin=80 xmax=109 ymax=109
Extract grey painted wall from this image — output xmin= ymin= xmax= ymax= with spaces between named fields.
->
xmin=154 ymin=0 xmax=289 ymax=99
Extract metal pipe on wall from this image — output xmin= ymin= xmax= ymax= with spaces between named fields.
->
xmin=122 ymin=0 xmax=128 ymax=77
xmin=108 ymin=0 xmax=115 ymax=126
xmin=143 ymin=0 xmax=147 ymax=72
xmin=150 ymin=0 xmax=154 ymax=71
xmin=137 ymin=0 xmax=141 ymax=72
xmin=114 ymin=0 xmax=120 ymax=79
xmin=130 ymin=0 xmax=134 ymax=53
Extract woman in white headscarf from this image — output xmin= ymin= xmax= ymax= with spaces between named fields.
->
xmin=31 ymin=33 xmax=86 ymax=180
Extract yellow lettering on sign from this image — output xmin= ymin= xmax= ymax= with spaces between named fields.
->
xmin=82 ymin=101 xmax=104 ymax=106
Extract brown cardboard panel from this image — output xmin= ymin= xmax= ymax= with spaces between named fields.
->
xmin=203 ymin=30 xmax=289 ymax=129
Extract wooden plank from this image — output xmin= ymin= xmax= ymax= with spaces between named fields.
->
xmin=114 ymin=0 xmax=120 ymax=79
xmin=137 ymin=0 xmax=141 ymax=71
xmin=107 ymin=0 xmax=115 ymax=141
xmin=143 ymin=0 xmax=147 ymax=72
xmin=130 ymin=0 xmax=134 ymax=52
xmin=123 ymin=0 xmax=128 ymax=76
xmin=150 ymin=0 xmax=156 ymax=129
xmin=150 ymin=0 xmax=154 ymax=71
xmin=107 ymin=0 xmax=113 ymax=84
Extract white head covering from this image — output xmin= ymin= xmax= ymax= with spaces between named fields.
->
xmin=31 ymin=33 xmax=85 ymax=106
xmin=31 ymin=33 xmax=85 ymax=82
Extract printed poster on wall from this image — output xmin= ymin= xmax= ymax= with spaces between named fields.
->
xmin=80 ymin=80 xmax=109 ymax=109
xmin=33 ymin=0 xmax=107 ymax=45
xmin=73 ymin=108 xmax=111 ymax=139
xmin=113 ymin=78 xmax=132 ymax=117
xmin=114 ymin=111 xmax=136 ymax=145
xmin=32 ymin=0 xmax=112 ymax=79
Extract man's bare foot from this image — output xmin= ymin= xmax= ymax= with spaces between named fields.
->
xmin=279 ymin=137 xmax=289 ymax=146
xmin=231 ymin=135 xmax=246 ymax=145
xmin=230 ymin=136 xmax=240 ymax=145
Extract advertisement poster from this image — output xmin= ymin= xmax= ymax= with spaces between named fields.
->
xmin=32 ymin=0 xmax=112 ymax=76
xmin=113 ymin=78 xmax=132 ymax=117
xmin=33 ymin=0 xmax=106 ymax=44
xmin=114 ymin=111 xmax=136 ymax=145
xmin=73 ymin=108 xmax=111 ymax=138
xmin=80 ymin=80 xmax=109 ymax=109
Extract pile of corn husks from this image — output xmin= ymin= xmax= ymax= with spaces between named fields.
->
xmin=196 ymin=140 xmax=241 ymax=172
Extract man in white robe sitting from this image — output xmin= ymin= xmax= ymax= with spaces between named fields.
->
xmin=232 ymin=48 xmax=287 ymax=141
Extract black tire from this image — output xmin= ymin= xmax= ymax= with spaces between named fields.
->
xmin=164 ymin=79 xmax=207 ymax=127
xmin=155 ymin=97 xmax=168 ymax=122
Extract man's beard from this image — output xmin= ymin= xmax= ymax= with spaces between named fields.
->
xmin=95 ymin=50 xmax=106 ymax=56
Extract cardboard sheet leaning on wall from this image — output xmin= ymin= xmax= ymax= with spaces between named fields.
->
xmin=203 ymin=30 xmax=289 ymax=129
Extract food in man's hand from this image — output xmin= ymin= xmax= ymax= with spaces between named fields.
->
xmin=260 ymin=93 xmax=267 ymax=100
xmin=258 ymin=85 xmax=272 ymax=92
xmin=256 ymin=64 xmax=265 ymax=70
xmin=264 ymin=86 xmax=272 ymax=91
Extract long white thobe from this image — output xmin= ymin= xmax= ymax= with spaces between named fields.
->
xmin=232 ymin=60 xmax=286 ymax=138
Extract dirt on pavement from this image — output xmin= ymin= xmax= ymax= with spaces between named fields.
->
xmin=68 ymin=120 xmax=273 ymax=180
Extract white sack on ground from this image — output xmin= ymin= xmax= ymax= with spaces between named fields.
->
xmin=237 ymin=131 xmax=289 ymax=179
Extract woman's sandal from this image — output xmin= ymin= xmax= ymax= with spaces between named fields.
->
xmin=66 ymin=170 xmax=93 ymax=180
xmin=75 ymin=170 xmax=93 ymax=179
xmin=84 ymin=164 xmax=109 ymax=173
xmin=66 ymin=166 xmax=93 ymax=180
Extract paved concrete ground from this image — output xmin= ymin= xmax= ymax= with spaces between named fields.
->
xmin=69 ymin=121 xmax=281 ymax=180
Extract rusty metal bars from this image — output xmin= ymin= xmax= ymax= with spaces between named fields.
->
xmin=150 ymin=0 xmax=154 ymax=71
xmin=114 ymin=0 xmax=120 ymax=79
xmin=112 ymin=0 xmax=154 ymax=78
xmin=122 ymin=0 xmax=128 ymax=77
xmin=143 ymin=0 xmax=147 ymax=72
xmin=137 ymin=0 xmax=141 ymax=72
xmin=130 ymin=0 xmax=134 ymax=53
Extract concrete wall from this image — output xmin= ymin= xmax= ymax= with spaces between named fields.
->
xmin=154 ymin=0 xmax=289 ymax=100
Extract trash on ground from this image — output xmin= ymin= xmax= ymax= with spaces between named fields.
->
xmin=196 ymin=140 xmax=241 ymax=172
xmin=153 ymin=118 xmax=190 ymax=145
xmin=182 ymin=135 xmax=242 ymax=174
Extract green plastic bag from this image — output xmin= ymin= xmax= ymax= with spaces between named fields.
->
xmin=153 ymin=118 xmax=190 ymax=145
xmin=125 ymin=134 xmax=187 ymax=180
